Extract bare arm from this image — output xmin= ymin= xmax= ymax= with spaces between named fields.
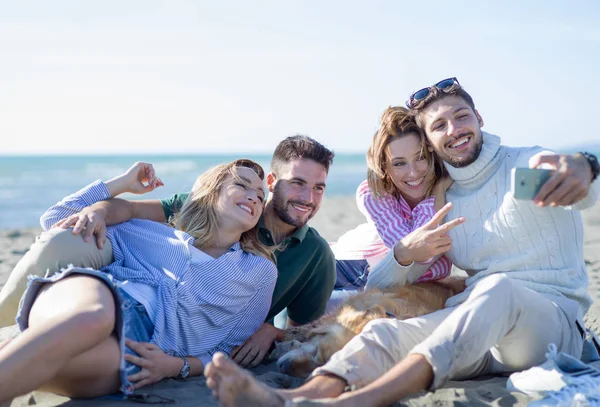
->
xmin=86 ymin=198 xmax=167 ymax=226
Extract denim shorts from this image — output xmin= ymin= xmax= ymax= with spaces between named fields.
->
xmin=334 ymin=259 xmax=370 ymax=290
xmin=16 ymin=266 xmax=154 ymax=398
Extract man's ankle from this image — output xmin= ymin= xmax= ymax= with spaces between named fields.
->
xmin=307 ymin=373 xmax=348 ymax=397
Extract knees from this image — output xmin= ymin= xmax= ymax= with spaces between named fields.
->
xmin=33 ymin=228 xmax=92 ymax=261
xmin=362 ymin=318 xmax=402 ymax=338
xmin=32 ymin=298 xmax=116 ymax=340
xmin=28 ymin=228 xmax=112 ymax=272
xmin=472 ymin=274 xmax=513 ymax=296
xmin=65 ymin=303 xmax=116 ymax=339
xmin=29 ymin=276 xmax=117 ymax=339
xmin=466 ymin=274 xmax=526 ymax=310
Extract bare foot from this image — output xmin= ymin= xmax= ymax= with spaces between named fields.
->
xmin=206 ymin=352 xmax=287 ymax=407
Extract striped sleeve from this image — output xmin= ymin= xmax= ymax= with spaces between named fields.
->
xmin=197 ymin=258 xmax=277 ymax=365
xmin=414 ymin=254 xmax=452 ymax=283
xmin=411 ymin=196 xmax=436 ymax=228
xmin=40 ymin=180 xmax=111 ymax=230
xmin=358 ymin=181 xmax=432 ymax=249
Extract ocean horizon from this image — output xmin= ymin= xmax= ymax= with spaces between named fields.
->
xmin=0 ymin=153 xmax=368 ymax=229
xmin=2 ymin=149 xmax=597 ymax=229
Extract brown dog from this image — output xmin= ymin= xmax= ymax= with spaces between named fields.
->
xmin=270 ymin=277 xmax=466 ymax=378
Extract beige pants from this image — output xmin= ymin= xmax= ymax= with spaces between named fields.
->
xmin=0 ymin=228 xmax=114 ymax=327
xmin=313 ymin=274 xmax=584 ymax=390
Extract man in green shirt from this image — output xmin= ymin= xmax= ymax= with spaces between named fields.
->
xmin=156 ymin=136 xmax=336 ymax=365
xmin=134 ymin=136 xmax=336 ymax=366
xmin=0 ymin=135 xmax=336 ymax=367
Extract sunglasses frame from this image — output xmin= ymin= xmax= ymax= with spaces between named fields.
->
xmin=406 ymin=77 xmax=461 ymax=108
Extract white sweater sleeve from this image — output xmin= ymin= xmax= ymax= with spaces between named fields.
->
xmin=365 ymin=249 xmax=433 ymax=290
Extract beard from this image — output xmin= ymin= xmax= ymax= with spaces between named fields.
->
xmin=271 ymin=183 xmax=315 ymax=228
xmin=442 ymin=132 xmax=483 ymax=168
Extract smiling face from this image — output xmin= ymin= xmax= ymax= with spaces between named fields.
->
xmin=217 ymin=166 xmax=266 ymax=234
xmin=384 ymin=134 xmax=433 ymax=207
xmin=267 ymin=158 xmax=327 ymax=229
xmin=419 ymin=95 xmax=484 ymax=168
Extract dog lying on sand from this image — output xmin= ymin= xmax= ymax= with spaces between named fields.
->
xmin=269 ymin=277 xmax=466 ymax=378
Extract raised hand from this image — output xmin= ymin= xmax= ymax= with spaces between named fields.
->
xmin=530 ymin=153 xmax=592 ymax=207
xmin=105 ymin=162 xmax=164 ymax=198
xmin=393 ymin=202 xmax=465 ymax=265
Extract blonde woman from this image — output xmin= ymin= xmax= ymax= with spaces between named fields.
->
xmin=359 ymin=106 xmax=454 ymax=287
xmin=0 ymin=159 xmax=276 ymax=401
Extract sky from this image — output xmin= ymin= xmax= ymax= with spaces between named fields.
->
xmin=1 ymin=0 xmax=599 ymax=155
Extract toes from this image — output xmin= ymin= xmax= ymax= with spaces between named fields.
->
xmin=213 ymin=352 xmax=244 ymax=374
xmin=213 ymin=352 xmax=228 ymax=364
xmin=206 ymin=376 xmax=219 ymax=390
xmin=205 ymin=361 xmax=215 ymax=377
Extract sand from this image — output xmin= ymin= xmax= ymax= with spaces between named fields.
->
xmin=1 ymin=196 xmax=599 ymax=406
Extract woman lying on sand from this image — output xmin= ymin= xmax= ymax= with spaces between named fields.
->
xmin=0 ymin=159 xmax=276 ymax=401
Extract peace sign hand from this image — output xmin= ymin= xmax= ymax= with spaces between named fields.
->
xmin=393 ymin=202 xmax=465 ymax=265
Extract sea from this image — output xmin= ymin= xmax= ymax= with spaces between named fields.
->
xmin=0 ymin=154 xmax=368 ymax=229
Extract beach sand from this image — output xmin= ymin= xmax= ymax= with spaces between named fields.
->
xmin=1 ymin=196 xmax=599 ymax=406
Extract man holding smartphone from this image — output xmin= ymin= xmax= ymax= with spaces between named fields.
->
xmin=204 ymin=78 xmax=600 ymax=407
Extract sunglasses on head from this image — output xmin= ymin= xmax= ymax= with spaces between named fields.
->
xmin=406 ymin=77 xmax=460 ymax=108
xmin=233 ymin=159 xmax=265 ymax=179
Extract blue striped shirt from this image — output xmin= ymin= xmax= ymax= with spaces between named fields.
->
xmin=40 ymin=181 xmax=277 ymax=367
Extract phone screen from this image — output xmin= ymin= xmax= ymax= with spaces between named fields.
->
xmin=511 ymin=168 xmax=553 ymax=200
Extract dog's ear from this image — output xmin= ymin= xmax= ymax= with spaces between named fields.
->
xmin=365 ymin=304 xmax=387 ymax=317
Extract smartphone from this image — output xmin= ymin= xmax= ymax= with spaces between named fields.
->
xmin=511 ymin=168 xmax=553 ymax=200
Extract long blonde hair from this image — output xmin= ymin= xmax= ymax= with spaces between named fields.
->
xmin=366 ymin=106 xmax=445 ymax=199
xmin=174 ymin=159 xmax=273 ymax=261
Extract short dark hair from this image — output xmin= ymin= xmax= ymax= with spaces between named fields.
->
xmin=271 ymin=135 xmax=335 ymax=174
xmin=411 ymin=86 xmax=477 ymax=128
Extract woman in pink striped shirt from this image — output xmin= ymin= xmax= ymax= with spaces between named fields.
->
xmin=358 ymin=106 xmax=453 ymax=283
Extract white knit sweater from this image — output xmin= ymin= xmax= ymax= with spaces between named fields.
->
xmin=369 ymin=132 xmax=599 ymax=318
